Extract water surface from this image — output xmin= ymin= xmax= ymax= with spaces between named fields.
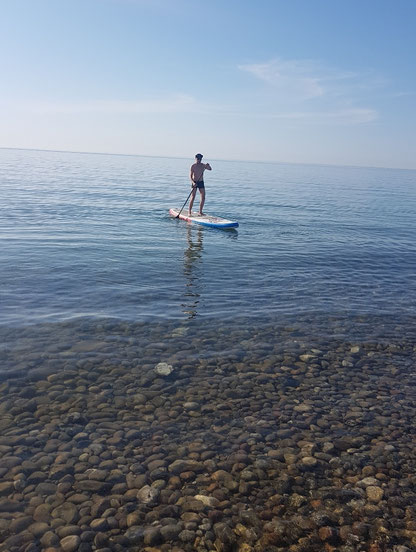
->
xmin=1 ymin=148 xmax=415 ymax=333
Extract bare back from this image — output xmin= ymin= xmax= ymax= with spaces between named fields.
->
xmin=190 ymin=161 xmax=211 ymax=183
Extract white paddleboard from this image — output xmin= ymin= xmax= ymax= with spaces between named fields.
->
xmin=169 ymin=208 xmax=239 ymax=228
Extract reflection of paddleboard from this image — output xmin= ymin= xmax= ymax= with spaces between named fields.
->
xmin=169 ymin=208 xmax=239 ymax=228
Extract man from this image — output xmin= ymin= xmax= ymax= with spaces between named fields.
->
xmin=189 ymin=153 xmax=212 ymax=216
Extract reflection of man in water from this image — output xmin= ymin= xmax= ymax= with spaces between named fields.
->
xmin=182 ymin=225 xmax=204 ymax=318
xmin=189 ymin=153 xmax=212 ymax=216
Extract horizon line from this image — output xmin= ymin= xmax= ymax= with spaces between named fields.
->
xmin=0 ymin=146 xmax=414 ymax=172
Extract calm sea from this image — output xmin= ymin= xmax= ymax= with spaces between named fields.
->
xmin=1 ymin=147 xmax=415 ymax=375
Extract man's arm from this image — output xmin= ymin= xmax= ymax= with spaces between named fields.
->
xmin=205 ymin=163 xmax=212 ymax=170
xmin=190 ymin=165 xmax=196 ymax=185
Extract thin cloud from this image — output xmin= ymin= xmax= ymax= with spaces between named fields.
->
xmin=270 ymin=107 xmax=378 ymax=125
xmin=389 ymin=91 xmax=414 ymax=98
xmin=9 ymin=95 xmax=201 ymax=115
xmin=238 ymin=57 xmax=380 ymax=124
xmin=238 ymin=58 xmax=365 ymax=100
xmin=239 ymin=58 xmax=328 ymax=100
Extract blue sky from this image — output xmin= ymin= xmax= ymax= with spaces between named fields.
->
xmin=1 ymin=0 xmax=415 ymax=168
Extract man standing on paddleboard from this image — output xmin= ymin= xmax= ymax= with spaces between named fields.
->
xmin=189 ymin=153 xmax=211 ymax=216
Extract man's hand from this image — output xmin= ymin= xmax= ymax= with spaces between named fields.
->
xmin=205 ymin=163 xmax=212 ymax=170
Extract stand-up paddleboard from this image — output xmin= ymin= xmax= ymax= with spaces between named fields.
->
xmin=169 ymin=208 xmax=239 ymax=228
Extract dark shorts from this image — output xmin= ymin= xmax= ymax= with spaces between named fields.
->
xmin=194 ymin=181 xmax=204 ymax=189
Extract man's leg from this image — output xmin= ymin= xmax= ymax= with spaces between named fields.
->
xmin=188 ymin=188 xmax=197 ymax=214
xmin=199 ymin=188 xmax=206 ymax=215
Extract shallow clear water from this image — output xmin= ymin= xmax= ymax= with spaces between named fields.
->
xmin=1 ymin=150 xmax=416 ymax=550
xmin=1 ymin=148 xmax=415 ymax=329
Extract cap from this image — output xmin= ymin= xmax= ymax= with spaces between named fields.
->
xmin=195 ymin=153 xmax=203 ymax=159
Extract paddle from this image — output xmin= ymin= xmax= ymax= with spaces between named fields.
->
xmin=176 ymin=185 xmax=196 ymax=218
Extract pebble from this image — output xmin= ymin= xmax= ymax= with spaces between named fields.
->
xmin=194 ymin=494 xmax=220 ymax=508
xmin=137 ymin=485 xmax=160 ymax=504
xmin=301 ymin=456 xmax=318 ymax=468
xmin=154 ymin=362 xmax=173 ymax=376
xmin=60 ymin=535 xmax=81 ymax=552
xmin=0 ymin=317 xmax=415 ymax=551
xmin=143 ymin=526 xmax=162 ymax=546
xmin=366 ymin=486 xmax=384 ymax=502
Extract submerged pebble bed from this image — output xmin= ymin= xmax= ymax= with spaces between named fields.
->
xmin=0 ymin=316 xmax=415 ymax=552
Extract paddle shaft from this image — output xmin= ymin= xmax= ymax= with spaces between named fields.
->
xmin=176 ymin=186 xmax=196 ymax=218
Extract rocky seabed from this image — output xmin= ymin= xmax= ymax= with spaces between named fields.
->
xmin=0 ymin=319 xmax=415 ymax=552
